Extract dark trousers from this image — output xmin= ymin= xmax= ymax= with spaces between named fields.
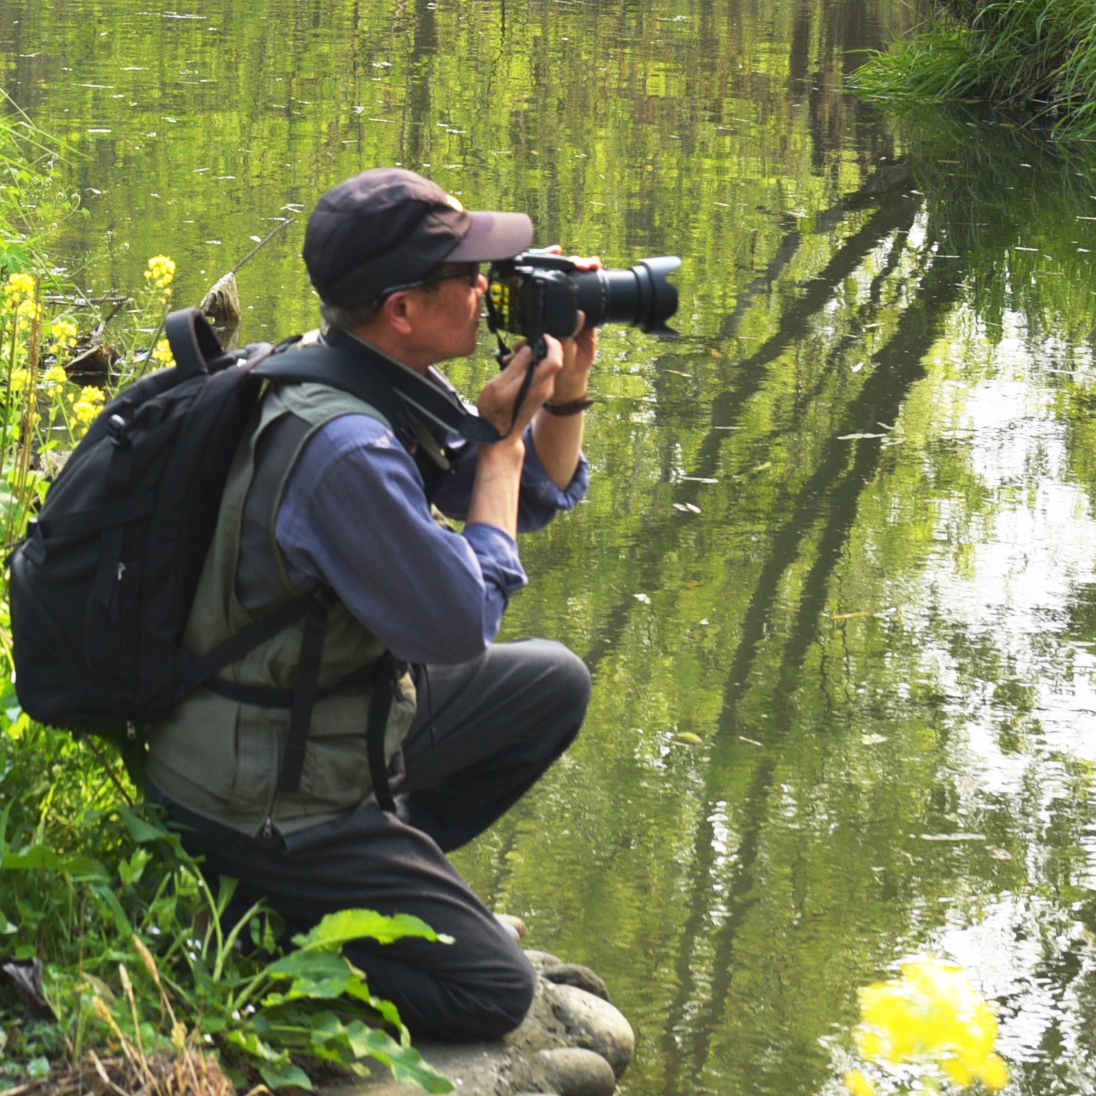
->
xmin=162 ymin=638 xmax=591 ymax=1042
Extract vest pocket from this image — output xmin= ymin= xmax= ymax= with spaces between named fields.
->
xmin=228 ymin=706 xmax=281 ymax=819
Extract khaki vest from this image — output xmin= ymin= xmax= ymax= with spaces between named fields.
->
xmin=146 ymin=381 xmax=417 ymax=837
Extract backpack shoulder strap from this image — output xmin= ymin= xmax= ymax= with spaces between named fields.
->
xmin=258 ymin=337 xmax=502 ymax=445
xmin=164 ymin=308 xmax=241 ymax=377
xmin=255 ymin=343 xmax=412 ymax=435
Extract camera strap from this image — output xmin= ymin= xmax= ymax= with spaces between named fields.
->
xmin=319 ymin=324 xmax=503 ymax=444
xmin=484 ymin=282 xmax=549 ymax=439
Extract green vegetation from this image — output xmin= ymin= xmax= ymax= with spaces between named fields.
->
xmin=0 ymin=109 xmax=451 ymax=1094
xmin=852 ymin=0 xmax=1096 ymax=139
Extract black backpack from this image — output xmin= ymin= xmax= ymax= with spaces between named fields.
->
xmin=7 ymin=308 xmax=487 ymax=805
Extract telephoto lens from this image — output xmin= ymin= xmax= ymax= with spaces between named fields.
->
xmin=488 ymin=252 xmax=681 ymax=340
xmin=570 ymin=256 xmax=681 ymax=334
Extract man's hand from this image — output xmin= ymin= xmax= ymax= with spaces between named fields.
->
xmin=541 ymin=248 xmax=600 ymax=404
xmin=523 ymin=249 xmax=602 ymax=490
xmin=467 ymin=338 xmax=564 ymax=540
xmin=477 ymin=336 xmax=565 ymax=439
xmin=469 ymin=248 xmax=602 ymax=533
xmin=553 ymin=311 xmax=597 ymax=404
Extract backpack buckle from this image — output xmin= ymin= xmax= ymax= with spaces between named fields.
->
xmin=107 ymin=413 xmax=129 ymax=448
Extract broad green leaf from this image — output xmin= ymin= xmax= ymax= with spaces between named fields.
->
xmin=221 ymin=1027 xmax=285 ymax=1063
xmin=2 ymin=845 xmax=107 ymax=879
xmin=347 ymin=1025 xmax=453 ymax=1093
xmin=292 ymin=908 xmax=445 ymax=950
xmin=258 ymin=1059 xmax=313 ymax=1091
xmin=264 ymin=948 xmax=354 ymax=988
xmin=117 ymin=806 xmax=169 ymax=844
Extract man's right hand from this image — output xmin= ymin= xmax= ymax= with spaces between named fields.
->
xmin=467 ymin=337 xmax=564 ymax=539
xmin=477 ymin=337 xmax=564 ymax=441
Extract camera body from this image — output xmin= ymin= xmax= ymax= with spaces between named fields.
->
xmin=487 ymin=251 xmax=681 ymax=340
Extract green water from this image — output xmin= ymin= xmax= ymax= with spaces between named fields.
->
xmin=4 ymin=1 xmax=1096 ymax=1093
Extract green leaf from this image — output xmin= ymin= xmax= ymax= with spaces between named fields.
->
xmin=221 ymin=1027 xmax=284 ymax=1063
xmin=1 ymin=844 xmax=107 ymax=879
xmin=346 ymin=1025 xmax=453 ymax=1093
xmin=26 ymin=1056 xmax=50 ymax=1080
xmin=264 ymin=949 xmax=355 ymax=998
xmin=258 ymin=1059 xmax=314 ymax=1091
xmin=117 ymin=806 xmax=169 ymax=844
xmin=292 ymin=908 xmax=446 ymax=950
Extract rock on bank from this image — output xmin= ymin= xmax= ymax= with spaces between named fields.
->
xmin=324 ymin=950 xmax=635 ymax=1096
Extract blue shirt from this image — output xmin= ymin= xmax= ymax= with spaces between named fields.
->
xmin=275 ymin=412 xmax=588 ymax=666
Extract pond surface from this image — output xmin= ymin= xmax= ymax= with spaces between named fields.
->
xmin=4 ymin=1 xmax=1096 ymax=1094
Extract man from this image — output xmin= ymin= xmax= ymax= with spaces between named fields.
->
xmin=145 ymin=168 xmax=596 ymax=1041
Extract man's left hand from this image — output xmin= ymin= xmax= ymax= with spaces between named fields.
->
xmin=541 ymin=248 xmax=601 ymax=403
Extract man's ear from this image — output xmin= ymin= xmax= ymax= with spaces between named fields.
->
xmin=379 ymin=291 xmax=415 ymax=335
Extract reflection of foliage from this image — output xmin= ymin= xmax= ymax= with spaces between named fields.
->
xmin=846 ymin=958 xmax=1009 ymax=1095
xmin=852 ymin=0 xmax=1096 ymax=140
xmin=883 ymin=107 xmax=1096 ymax=340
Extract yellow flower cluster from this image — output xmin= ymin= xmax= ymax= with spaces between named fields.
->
xmin=3 ymin=273 xmax=43 ymax=326
xmin=49 ymin=318 xmax=78 ymax=356
xmin=72 ymin=386 xmax=106 ymax=427
xmin=9 ymin=364 xmax=69 ymax=394
xmin=144 ymin=255 xmax=176 ymax=291
xmin=3 ymin=272 xmax=36 ymax=307
xmin=154 ymin=336 xmax=175 ymax=367
xmin=41 ymin=364 xmax=68 ymax=391
xmin=846 ymin=958 xmax=1010 ymax=1095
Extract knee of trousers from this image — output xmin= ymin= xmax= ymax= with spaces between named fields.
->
xmin=534 ymin=640 xmax=593 ymax=719
xmin=396 ymin=941 xmax=538 ymax=1043
xmin=461 ymin=950 xmax=538 ymax=1041
xmin=519 ymin=641 xmax=592 ymax=759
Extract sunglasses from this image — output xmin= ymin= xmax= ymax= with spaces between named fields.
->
xmin=378 ymin=263 xmax=481 ymax=301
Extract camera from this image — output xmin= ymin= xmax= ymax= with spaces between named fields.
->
xmin=486 ymin=251 xmax=681 ymax=340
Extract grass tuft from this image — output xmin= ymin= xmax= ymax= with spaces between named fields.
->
xmin=851 ymin=0 xmax=1096 ymax=140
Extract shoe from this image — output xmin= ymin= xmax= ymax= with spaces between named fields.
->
xmin=494 ymin=913 xmax=527 ymax=941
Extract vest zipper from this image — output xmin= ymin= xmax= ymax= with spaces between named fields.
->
xmin=110 ymin=562 xmax=126 ymax=620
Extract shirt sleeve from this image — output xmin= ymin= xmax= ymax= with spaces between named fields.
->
xmin=418 ymin=363 xmax=589 ymax=529
xmin=433 ymin=427 xmax=589 ymax=532
xmin=275 ymin=414 xmax=526 ymax=665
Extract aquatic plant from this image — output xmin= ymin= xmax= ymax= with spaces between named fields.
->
xmin=851 ymin=0 xmax=1096 ymax=140
xmin=844 ymin=957 xmax=1010 ymax=1095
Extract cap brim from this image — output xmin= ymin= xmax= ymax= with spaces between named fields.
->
xmin=446 ymin=211 xmax=533 ymax=262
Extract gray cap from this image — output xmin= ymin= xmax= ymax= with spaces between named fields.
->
xmin=303 ymin=168 xmax=533 ymax=306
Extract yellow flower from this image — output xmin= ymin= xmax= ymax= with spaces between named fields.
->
xmin=3 ymin=272 xmax=36 ymax=307
xmin=3 ymin=273 xmax=43 ymax=327
xmin=49 ymin=318 xmax=78 ymax=355
xmin=853 ymin=958 xmax=1009 ymax=1091
xmin=978 ymin=1052 xmax=1011 ymax=1091
xmin=144 ymin=255 xmax=176 ymax=291
xmin=154 ymin=337 xmax=175 ymax=367
xmin=41 ymin=364 xmax=68 ymax=391
xmin=9 ymin=367 xmax=31 ymax=392
xmin=843 ymin=1069 xmax=876 ymax=1096
xmin=72 ymin=386 xmax=106 ymax=427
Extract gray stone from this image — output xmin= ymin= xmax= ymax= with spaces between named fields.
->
xmin=320 ymin=954 xmax=633 ymax=1096
xmin=534 ymin=1048 xmax=617 ymax=1096
xmin=539 ymin=963 xmax=611 ymax=1002
xmin=541 ymin=982 xmax=634 ymax=1079
xmin=524 ymin=949 xmax=565 ymax=970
